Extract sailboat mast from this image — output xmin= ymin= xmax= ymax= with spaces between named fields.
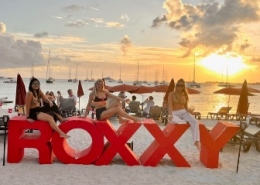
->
xmin=120 ymin=65 xmax=121 ymax=79
xmin=226 ymin=65 xmax=228 ymax=84
xmin=31 ymin=62 xmax=34 ymax=78
xmin=46 ymin=49 xmax=51 ymax=79
xmin=137 ymin=61 xmax=139 ymax=82
xmin=193 ymin=53 xmax=195 ymax=82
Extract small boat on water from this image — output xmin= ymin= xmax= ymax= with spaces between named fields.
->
xmin=0 ymin=97 xmax=13 ymax=104
xmin=217 ymin=82 xmax=235 ymax=87
xmin=187 ymin=53 xmax=200 ymax=88
xmin=3 ymin=79 xmax=16 ymax=83
xmin=46 ymin=50 xmax=55 ymax=84
xmin=187 ymin=81 xmax=201 ymax=88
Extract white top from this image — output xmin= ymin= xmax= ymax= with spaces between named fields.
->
xmin=68 ymin=94 xmax=77 ymax=105
xmin=141 ymin=99 xmax=155 ymax=113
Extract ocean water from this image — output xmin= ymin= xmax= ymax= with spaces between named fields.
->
xmin=1 ymin=78 xmax=260 ymax=117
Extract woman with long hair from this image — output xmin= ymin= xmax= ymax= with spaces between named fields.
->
xmin=83 ymin=79 xmax=143 ymax=123
xmin=168 ymin=78 xmax=200 ymax=150
xmin=25 ymin=78 xmax=70 ymax=138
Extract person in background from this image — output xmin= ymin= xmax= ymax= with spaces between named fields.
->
xmin=48 ymin=91 xmax=56 ymax=102
xmin=168 ymin=78 xmax=200 ymax=150
xmin=56 ymin=91 xmax=63 ymax=107
xmin=141 ymin=96 xmax=155 ymax=117
xmin=131 ymin=95 xmax=137 ymax=102
xmin=67 ymin=89 xmax=77 ymax=107
xmin=118 ymin=91 xmax=127 ymax=109
xmin=82 ymin=79 xmax=143 ymax=123
xmin=25 ymin=78 xmax=70 ymax=138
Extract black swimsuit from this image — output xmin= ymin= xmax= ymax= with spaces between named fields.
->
xmin=29 ymin=101 xmax=61 ymax=122
xmin=93 ymin=96 xmax=107 ymax=120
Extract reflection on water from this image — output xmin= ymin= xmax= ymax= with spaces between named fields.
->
xmin=0 ymin=79 xmax=259 ymax=117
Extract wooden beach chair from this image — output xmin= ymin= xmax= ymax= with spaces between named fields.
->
xmin=147 ymin=106 xmax=162 ymax=120
xmin=249 ymin=115 xmax=260 ymax=127
xmin=227 ymin=122 xmax=253 ymax=152
xmin=243 ymin=125 xmax=260 ymax=152
xmin=207 ymin=107 xmax=232 ymax=119
xmin=127 ymin=101 xmax=142 ymax=117
xmin=228 ymin=103 xmax=250 ymax=121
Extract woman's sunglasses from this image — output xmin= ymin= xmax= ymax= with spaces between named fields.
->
xmin=177 ymin=84 xmax=184 ymax=87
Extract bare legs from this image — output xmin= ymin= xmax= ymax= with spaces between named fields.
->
xmin=54 ymin=113 xmax=68 ymax=123
xmin=37 ymin=112 xmax=70 ymax=138
xmin=100 ymin=106 xmax=143 ymax=123
xmin=194 ymin=141 xmax=201 ymax=150
xmin=106 ymin=99 xmax=129 ymax=123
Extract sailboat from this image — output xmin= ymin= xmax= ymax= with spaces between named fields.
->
xmin=142 ymin=69 xmax=147 ymax=84
xmin=30 ymin=61 xmax=34 ymax=80
xmin=72 ymin=63 xmax=78 ymax=83
xmin=160 ymin=66 xmax=167 ymax=85
xmin=154 ymin=69 xmax=159 ymax=85
xmin=133 ymin=61 xmax=142 ymax=85
xmin=88 ymin=70 xmax=95 ymax=82
xmin=84 ymin=70 xmax=89 ymax=82
xmin=187 ymin=53 xmax=200 ymax=88
xmin=117 ymin=65 xmax=123 ymax=83
xmin=217 ymin=66 xmax=234 ymax=87
xmin=46 ymin=49 xmax=54 ymax=83
xmin=68 ymin=68 xmax=72 ymax=82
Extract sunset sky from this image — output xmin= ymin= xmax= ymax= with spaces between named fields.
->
xmin=0 ymin=0 xmax=260 ymax=83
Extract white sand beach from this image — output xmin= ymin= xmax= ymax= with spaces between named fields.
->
xmin=1 ymin=118 xmax=260 ymax=185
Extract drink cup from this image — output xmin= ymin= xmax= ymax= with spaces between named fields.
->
xmin=8 ymin=108 xmax=13 ymax=113
xmin=189 ymin=106 xmax=195 ymax=113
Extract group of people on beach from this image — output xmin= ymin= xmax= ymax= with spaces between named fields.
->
xmin=25 ymin=77 xmax=200 ymax=149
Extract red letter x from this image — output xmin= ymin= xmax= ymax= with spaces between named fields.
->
xmin=94 ymin=120 xmax=141 ymax=166
xmin=139 ymin=119 xmax=190 ymax=167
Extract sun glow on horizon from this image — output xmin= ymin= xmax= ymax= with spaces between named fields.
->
xmin=199 ymin=53 xmax=247 ymax=76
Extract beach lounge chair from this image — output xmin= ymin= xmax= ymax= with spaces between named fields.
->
xmin=243 ymin=125 xmax=260 ymax=152
xmin=227 ymin=121 xmax=253 ymax=152
xmin=147 ymin=106 xmax=162 ymax=120
xmin=126 ymin=101 xmax=142 ymax=117
xmin=249 ymin=115 xmax=260 ymax=127
xmin=228 ymin=103 xmax=250 ymax=121
xmin=59 ymin=98 xmax=77 ymax=117
xmin=0 ymin=116 xmax=8 ymax=131
xmin=207 ymin=107 xmax=232 ymax=119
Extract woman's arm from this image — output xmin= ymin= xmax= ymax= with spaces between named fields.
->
xmin=84 ymin=93 xmax=94 ymax=117
xmin=25 ymin=92 xmax=32 ymax=117
xmin=105 ymin=90 xmax=124 ymax=102
xmin=40 ymin=90 xmax=53 ymax=105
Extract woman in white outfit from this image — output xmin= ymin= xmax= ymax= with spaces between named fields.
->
xmin=168 ymin=78 xmax=200 ymax=150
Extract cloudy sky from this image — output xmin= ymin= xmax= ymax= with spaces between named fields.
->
xmin=0 ymin=0 xmax=260 ymax=83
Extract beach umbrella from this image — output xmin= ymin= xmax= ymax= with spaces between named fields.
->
xmin=163 ymin=78 xmax=175 ymax=102
xmin=248 ymin=87 xmax=260 ymax=93
xmin=154 ymin=84 xmax=169 ymax=93
xmin=77 ymin=80 xmax=84 ymax=110
xmin=128 ymin=85 xmax=156 ymax=94
xmin=236 ymin=80 xmax=249 ymax=115
xmin=109 ymin=84 xmax=139 ymax=92
xmin=15 ymin=73 xmax=26 ymax=114
xmin=213 ymin=87 xmax=254 ymax=107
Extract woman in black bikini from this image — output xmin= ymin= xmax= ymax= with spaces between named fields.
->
xmin=83 ymin=79 xmax=143 ymax=123
xmin=25 ymin=78 xmax=70 ymax=138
